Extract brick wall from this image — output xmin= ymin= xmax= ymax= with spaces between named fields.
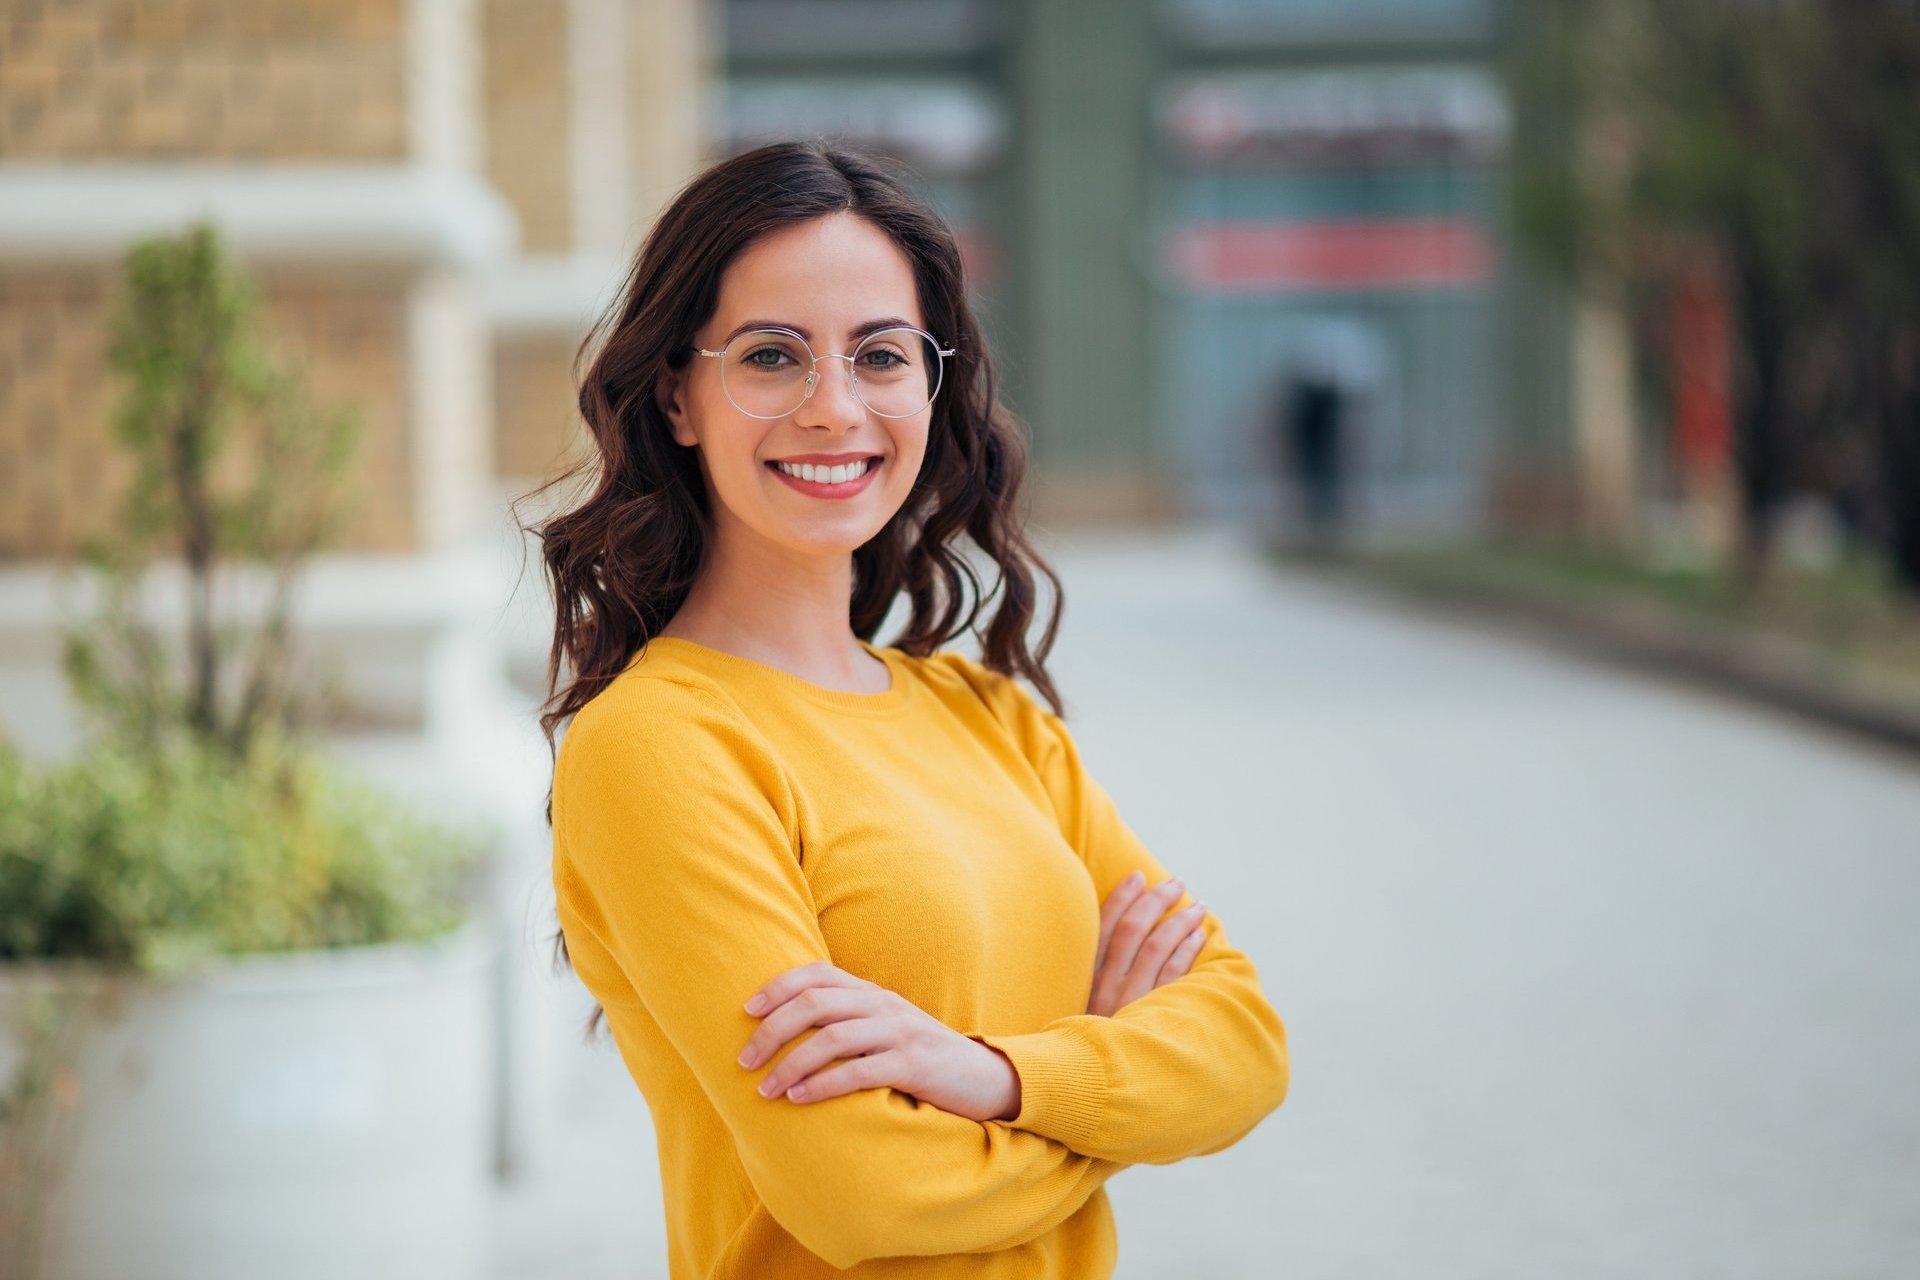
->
xmin=0 ymin=268 xmax=129 ymax=558
xmin=0 ymin=264 xmax=415 ymax=560
xmin=494 ymin=332 xmax=589 ymax=484
xmin=0 ymin=0 xmax=409 ymax=161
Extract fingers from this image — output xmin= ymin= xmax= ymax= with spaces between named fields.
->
xmin=1154 ymin=912 xmax=1210 ymax=987
xmin=1093 ymin=870 xmax=1147 ymax=977
xmin=742 ymin=958 xmax=867 ymax=1017
xmin=746 ymin=1009 xmax=903 ymax=1102
xmin=779 ymin=1049 xmax=908 ymax=1104
xmin=1090 ymin=874 xmax=1190 ymax=1012
xmin=1117 ymin=899 xmax=1208 ymax=1007
xmin=738 ymin=965 xmax=875 ymax=1072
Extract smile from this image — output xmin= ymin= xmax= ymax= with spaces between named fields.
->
xmin=765 ymin=456 xmax=881 ymax=499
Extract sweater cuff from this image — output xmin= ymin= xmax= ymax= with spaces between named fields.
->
xmin=967 ymin=1024 xmax=1107 ymax=1151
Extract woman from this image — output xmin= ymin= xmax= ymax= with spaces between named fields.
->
xmin=527 ymin=141 xmax=1289 ymax=1278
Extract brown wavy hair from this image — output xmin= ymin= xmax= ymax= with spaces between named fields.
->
xmin=513 ymin=140 xmax=1068 ymax=1040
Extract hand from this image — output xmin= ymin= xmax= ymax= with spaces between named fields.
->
xmin=738 ymin=960 xmax=1020 ymax=1123
xmin=1087 ymin=871 xmax=1208 ymax=1017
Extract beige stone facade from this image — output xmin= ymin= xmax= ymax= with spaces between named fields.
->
xmin=0 ymin=264 xmax=416 ymax=558
xmin=0 ymin=0 xmax=711 ymax=561
xmin=494 ymin=332 xmax=592 ymax=483
xmin=0 ymin=1 xmax=712 ymax=1190
xmin=0 ymin=0 xmax=410 ymax=162
xmin=484 ymin=0 xmax=713 ymax=498
xmin=481 ymin=0 xmax=572 ymax=255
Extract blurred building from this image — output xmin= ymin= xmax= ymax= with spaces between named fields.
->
xmin=0 ymin=0 xmax=711 ymax=742
xmin=0 ymin=0 xmax=713 ymax=1180
xmin=715 ymin=0 xmax=1567 ymax=539
xmin=0 ymin=0 xmax=1570 ymax=606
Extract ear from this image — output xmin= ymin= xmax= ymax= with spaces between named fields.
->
xmin=659 ymin=363 xmax=697 ymax=448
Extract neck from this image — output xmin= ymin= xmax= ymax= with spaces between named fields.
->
xmin=661 ymin=522 xmax=877 ymax=686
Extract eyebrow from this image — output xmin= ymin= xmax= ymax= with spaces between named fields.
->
xmin=719 ymin=316 xmax=920 ymax=347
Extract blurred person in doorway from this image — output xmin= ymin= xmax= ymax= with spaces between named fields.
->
xmin=1273 ymin=317 xmax=1382 ymax=555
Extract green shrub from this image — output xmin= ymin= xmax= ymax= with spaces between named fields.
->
xmin=0 ymin=222 xmax=488 ymax=980
xmin=0 ymin=731 xmax=485 ymax=978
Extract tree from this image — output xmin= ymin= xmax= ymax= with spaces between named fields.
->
xmin=1510 ymin=0 xmax=1920 ymax=598
xmin=65 ymin=220 xmax=361 ymax=759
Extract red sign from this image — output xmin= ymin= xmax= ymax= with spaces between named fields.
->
xmin=1168 ymin=218 xmax=1494 ymax=292
xmin=1670 ymin=260 xmax=1732 ymax=476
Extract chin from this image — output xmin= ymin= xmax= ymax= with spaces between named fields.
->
xmin=784 ymin=521 xmax=891 ymax=557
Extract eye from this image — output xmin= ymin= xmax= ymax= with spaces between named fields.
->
xmin=742 ymin=345 xmax=796 ymax=369
xmin=859 ymin=348 xmax=908 ymax=368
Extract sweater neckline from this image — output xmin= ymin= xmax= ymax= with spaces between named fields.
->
xmin=633 ymin=635 xmax=913 ymax=716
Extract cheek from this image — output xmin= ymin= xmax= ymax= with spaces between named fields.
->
xmin=900 ymin=432 xmax=933 ymax=489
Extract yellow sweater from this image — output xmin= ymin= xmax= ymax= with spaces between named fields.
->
xmin=550 ymin=636 xmax=1289 ymax=1277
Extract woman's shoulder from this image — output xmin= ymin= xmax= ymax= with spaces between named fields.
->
xmin=558 ymin=654 xmax=762 ymax=774
xmin=908 ymin=645 xmax=1030 ymax=705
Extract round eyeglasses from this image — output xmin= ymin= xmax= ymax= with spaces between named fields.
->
xmin=692 ymin=325 xmax=956 ymax=420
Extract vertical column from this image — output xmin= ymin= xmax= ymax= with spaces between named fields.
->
xmin=407 ymin=267 xmax=495 ymax=550
xmin=569 ymin=0 xmax=714 ymax=254
xmin=409 ymin=0 xmax=485 ymax=174
xmin=627 ymin=0 xmax=716 ymax=224
xmin=1013 ymin=0 xmax=1156 ymax=477
xmin=569 ymin=0 xmax=632 ymax=252
xmin=408 ymin=0 xmax=497 ymax=551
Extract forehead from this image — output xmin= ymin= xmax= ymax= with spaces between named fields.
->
xmin=711 ymin=212 xmax=923 ymax=338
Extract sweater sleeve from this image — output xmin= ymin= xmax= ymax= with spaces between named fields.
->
xmin=550 ymin=677 xmax=1126 ymax=1271
xmin=948 ymin=655 xmax=1291 ymax=1166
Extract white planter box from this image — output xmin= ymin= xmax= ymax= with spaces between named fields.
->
xmin=0 ymin=919 xmax=499 ymax=1280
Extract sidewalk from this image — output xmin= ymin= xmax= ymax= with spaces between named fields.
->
xmin=1281 ymin=543 xmax=1920 ymax=758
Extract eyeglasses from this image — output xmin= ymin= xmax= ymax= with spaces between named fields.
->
xmin=691 ymin=325 xmax=956 ymax=420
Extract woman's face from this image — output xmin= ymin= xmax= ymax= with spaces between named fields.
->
xmin=662 ymin=212 xmax=935 ymax=563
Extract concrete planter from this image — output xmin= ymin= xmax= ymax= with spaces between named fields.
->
xmin=0 ymin=918 xmax=498 ymax=1280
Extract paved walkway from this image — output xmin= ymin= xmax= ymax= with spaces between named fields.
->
xmin=496 ymin=525 xmax=1920 ymax=1278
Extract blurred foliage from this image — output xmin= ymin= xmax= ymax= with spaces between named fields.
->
xmin=0 ymin=729 xmax=484 ymax=975
xmin=1509 ymin=1 xmax=1920 ymax=596
xmin=67 ymin=219 xmax=360 ymax=760
xmin=3 ymin=226 xmax=480 ymax=1280
xmin=1 ymin=220 xmax=488 ymax=971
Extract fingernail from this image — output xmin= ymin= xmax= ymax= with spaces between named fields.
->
xmin=737 ymin=1047 xmax=756 ymax=1067
xmin=1163 ymin=877 xmax=1184 ymax=893
xmin=1127 ymin=871 xmax=1144 ymax=888
xmin=758 ymin=1078 xmax=777 ymax=1097
xmin=745 ymin=993 xmax=767 ymax=1015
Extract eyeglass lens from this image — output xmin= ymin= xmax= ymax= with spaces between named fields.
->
xmin=719 ymin=327 xmax=944 ymax=419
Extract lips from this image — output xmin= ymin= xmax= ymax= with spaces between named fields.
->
xmin=765 ymin=455 xmax=883 ymax=499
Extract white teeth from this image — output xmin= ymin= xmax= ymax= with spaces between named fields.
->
xmin=775 ymin=458 xmax=873 ymax=484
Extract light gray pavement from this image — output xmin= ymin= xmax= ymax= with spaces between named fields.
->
xmin=495 ymin=524 xmax=1920 ymax=1279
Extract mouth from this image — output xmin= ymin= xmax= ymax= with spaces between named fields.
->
xmin=764 ymin=455 xmax=883 ymax=498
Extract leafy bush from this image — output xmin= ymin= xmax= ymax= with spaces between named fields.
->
xmin=0 ymin=730 xmax=485 ymax=977
xmin=0 ymin=222 xmax=489 ymax=979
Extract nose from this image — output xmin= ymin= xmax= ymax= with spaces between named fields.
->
xmin=795 ymin=354 xmax=866 ymax=429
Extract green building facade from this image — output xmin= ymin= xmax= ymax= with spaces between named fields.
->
xmin=716 ymin=0 xmax=1568 ymax=536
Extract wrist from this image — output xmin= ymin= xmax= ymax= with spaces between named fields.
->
xmin=982 ymin=1040 xmax=1021 ymax=1122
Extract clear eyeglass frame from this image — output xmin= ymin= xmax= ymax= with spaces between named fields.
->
xmin=691 ymin=324 xmax=957 ymax=420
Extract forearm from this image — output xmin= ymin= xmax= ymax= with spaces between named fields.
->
xmin=975 ymin=917 xmax=1290 ymax=1165
xmin=981 ymin=1040 xmax=1022 ymax=1121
